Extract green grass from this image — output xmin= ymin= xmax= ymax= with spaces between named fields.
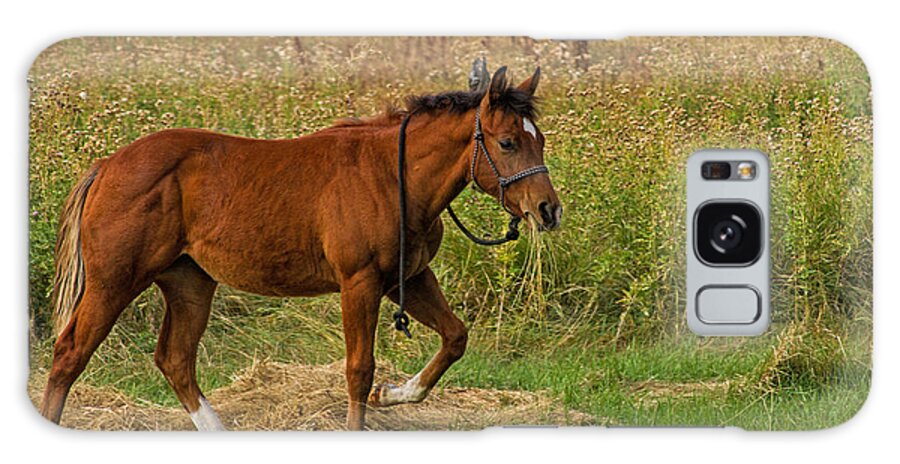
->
xmin=27 ymin=37 xmax=872 ymax=430
xmin=437 ymin=335 xmax=868 ymax=430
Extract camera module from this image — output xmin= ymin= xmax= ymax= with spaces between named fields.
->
xmin=695 ymin=201 xmax=762 ymax=265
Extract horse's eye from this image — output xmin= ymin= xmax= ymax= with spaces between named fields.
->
xmin=498 ymin=139 xmax=515 ymax=151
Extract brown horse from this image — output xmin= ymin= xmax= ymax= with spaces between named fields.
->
xmin=39 ymin=66 xmax=561 ymax=431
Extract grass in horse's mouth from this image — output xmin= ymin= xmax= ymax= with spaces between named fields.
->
xmin=517 ymin=220 xmax=554 ymax=322
xmin=524 ymin=212 xmax=549 ymax=232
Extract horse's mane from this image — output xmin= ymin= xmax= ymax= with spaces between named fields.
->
xmin=331 ymin=78 xmax=538 ymax=129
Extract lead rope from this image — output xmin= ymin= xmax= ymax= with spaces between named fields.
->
xmin=445 ymin=206 xmax=521 ymax=246
xmin=394 ymin=113 xmax=414 ymax=338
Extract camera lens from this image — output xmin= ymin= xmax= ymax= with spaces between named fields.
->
xmin=710 ymin=218 xmax=743 ymax=251
xmin=695 ymin=202 xmax=762 ymax=265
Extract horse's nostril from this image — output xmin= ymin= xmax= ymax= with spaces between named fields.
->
xmin=539 ymin=201 xmax=554 ymax=225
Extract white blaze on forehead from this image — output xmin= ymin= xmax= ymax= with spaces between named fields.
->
xmin=523 ymin=117 xmax=537 ymax=139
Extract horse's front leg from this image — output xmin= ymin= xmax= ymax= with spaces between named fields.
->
xmin=370 ymin=267 xmax=468 ymax=407
xmin=340 ymin=269 xmax=382 ymax=430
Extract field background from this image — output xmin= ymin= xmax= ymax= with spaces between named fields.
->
xmin=28 ymin=36 xmax=872 ymax=430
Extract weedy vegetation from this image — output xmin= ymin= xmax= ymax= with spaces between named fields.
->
xmin=29 ymin=37 xmax=871 ymax=430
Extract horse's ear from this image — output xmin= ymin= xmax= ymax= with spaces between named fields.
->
xmin=517 ymin=66 xmax=541 ymax=96
xmin=488 ymin=66 xmax=509 ymax=102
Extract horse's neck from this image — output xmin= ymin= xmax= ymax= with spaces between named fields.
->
xmin=399 ymin=111 xmax=475 ymax=232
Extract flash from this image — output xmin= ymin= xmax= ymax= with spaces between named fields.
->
xmin=737 ymin=162 xmax=756 ymax=180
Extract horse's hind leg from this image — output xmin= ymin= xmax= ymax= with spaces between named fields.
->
xmin=153 ymin=256 xmax=223 ymax=431
xmin=40 ymin=285 xmax=144 ymax=424
xmin=369 ymin=267 xmax=467 ymax=407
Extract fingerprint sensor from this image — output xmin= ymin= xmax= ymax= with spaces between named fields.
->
xmin=696 ymin=286 xmax=761 ymax=324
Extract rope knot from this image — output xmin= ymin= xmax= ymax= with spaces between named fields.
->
xmin=392 ymin=310 xmax=412 ymax=338
xmin=505 ymin=217 xmax=522 ymax=241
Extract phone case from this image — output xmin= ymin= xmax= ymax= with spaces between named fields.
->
xmin=27 ymin=36 xmax=872 ymax=431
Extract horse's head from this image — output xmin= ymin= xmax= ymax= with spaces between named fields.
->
xmin=472 ymin=66 xmax=562 ymax=230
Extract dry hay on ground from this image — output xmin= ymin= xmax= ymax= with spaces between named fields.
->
xmin=28 ymin=360 xmax=594 ymax=431
xmin=626 ymin=379 xmax=734 ymax=408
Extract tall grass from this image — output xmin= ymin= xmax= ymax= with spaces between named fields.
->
xmin=28 ymin=37 xmax=872 ymax=428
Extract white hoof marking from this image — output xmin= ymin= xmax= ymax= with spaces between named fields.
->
xmin=189 ymin=396 xmax=225 ymax=431
xmin=377 ymin=373 xmax=429 ymax=406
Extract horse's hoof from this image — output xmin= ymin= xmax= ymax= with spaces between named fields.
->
xmin=368 ymin=383 xmax=398 ymax=407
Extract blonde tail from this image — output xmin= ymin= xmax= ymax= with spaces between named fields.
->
xmin=51 ymin=162 xmax=101 ymax=337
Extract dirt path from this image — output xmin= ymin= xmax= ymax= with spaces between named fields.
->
xmin=28 ymin=360 xmax=594 ymax=431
